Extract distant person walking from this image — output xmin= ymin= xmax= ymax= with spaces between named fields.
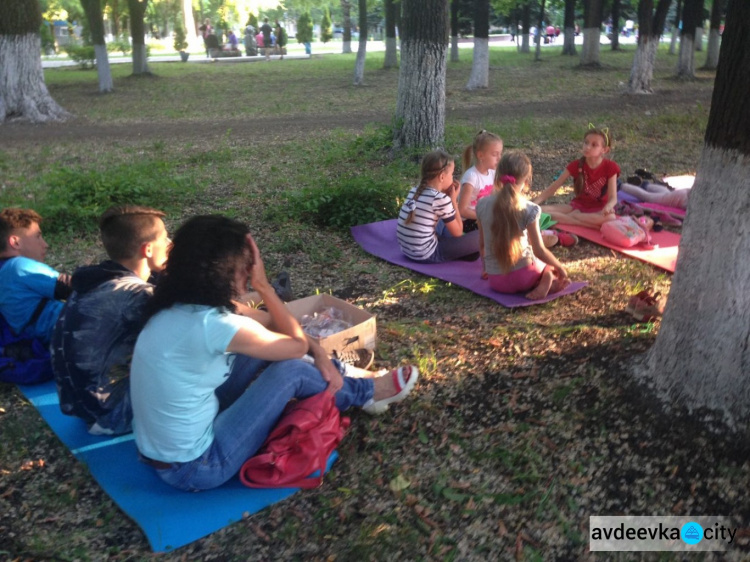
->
xmin=274 ymin=21 xmax=287 ymax=59
xmin=260 ymin=18 xmax=272 ymax=60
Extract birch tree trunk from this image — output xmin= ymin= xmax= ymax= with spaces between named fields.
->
xmin=703 ymin=0 xmax=723 ymax=69
xmin=384 ymin=0 xmax=398 ymax=68
xmin=628 ymin=0 xmax=671 ymax=94
xmin=450 ymin=0 xmax=459 ymax=62
xmin=694 ymin=25 xmax=703 ymax=51
xmin=669 ymin=0 xmax=682 ymax=54
xmin=128 ymin=0 xmax=150 ymax=75
xmin=393 ymin=0 xmax=448 ymax=151
xmin=353 ymin=0 xmax=367 ymax=85
xmin=676 ymin=0 xmax=702 ymax=78
xmin=81 ymin=0 xmax=113 ymax=93
xmin=562 ymin=0 xmax=577 ymax=55
xmin=641 ymin=0 xmax=750 ymax=428
xmin=341 ymin=0 xmax=352 ymax=54
xmin=0 ymin=0 xmax=68 ymax=123
xmin=466 ymin=0 xmax=489 ymax=89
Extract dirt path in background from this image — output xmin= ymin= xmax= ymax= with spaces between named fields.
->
xmin=0 ymin=86 xmax=712 ymax=146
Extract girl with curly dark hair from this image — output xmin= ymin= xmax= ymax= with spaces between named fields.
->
xmin=130 ymin=215 xmax=418 ymax=491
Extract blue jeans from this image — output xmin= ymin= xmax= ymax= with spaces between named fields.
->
xmin=417 ymin=226 xmax=480 ymax=263
xmin=155 ymin=356 xmax=374 ymax=491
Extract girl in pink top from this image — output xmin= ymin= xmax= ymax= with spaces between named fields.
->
xmin=533 ymin=127 xmax=620 ymax=228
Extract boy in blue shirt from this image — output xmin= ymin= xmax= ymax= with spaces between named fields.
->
xmin=0 ymin=208 xmax=72 ymax=343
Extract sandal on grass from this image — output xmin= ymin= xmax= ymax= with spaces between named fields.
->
xmin=627 ymin=291 xmax=665 ymax=322
xmin=555 ymin=230 xmax=579 ymax=247
xmin=362 ymin=365 xmax=419 ymax=415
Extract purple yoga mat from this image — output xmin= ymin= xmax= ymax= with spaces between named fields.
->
xmin=351 ymin=220 xmax=587 ymax=308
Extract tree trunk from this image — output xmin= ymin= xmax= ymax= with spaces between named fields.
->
xmin=384 ymin=0 xmax=398 ymax=68
xmin=642 ymin=0 xmax=750 ymax=428
xmin=669 ymin=0 xmax=682 ymax=54
xmin=562 ymin=0 xmax=577 ymax=55
xmin=676 ymin=0 xmax=702 ymax=78
xmin=341 ymin=0 xmax=352 ymax=54
xmin=466 ymin=0 xmax=489 ymax=89
xmin=628 ymin=0 xmax=672 ymax=94
xmin=534 ymin=0 xmax=546 ymax=61
xmin=450 ymin=0 xmax=459 ymax=62
xmin=81 ymin=0 xmax=113 ymax=93
xmin=580 ymin=0 xmax=603 ymax=66
xmin=353 ymin=0 xmax=367 ymax=85
xmin=520 ymin=2 xmax=531 ymax=53
xmin=694 ymin=25 xmax=703 ymax=51
xmin=182 ymin=0 xmax=196 ymax=41
xmin=393 ymin=0 xmax=448 ymax=151
xmin=611 ymin=0 xmax=621 ymax=50
xmin=703 ymin=0 xmax=723 ymax=69
xmin=127 ymin=0 xmax=150 ymax=75
xmin=0 ymin=0 xmax=68 ymax=123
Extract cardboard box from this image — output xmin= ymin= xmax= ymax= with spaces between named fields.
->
xmin=285 ymin=294 xmax=377 ymax=355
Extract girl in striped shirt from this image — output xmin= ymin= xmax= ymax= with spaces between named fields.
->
xmin=397 ymin=150 xmax=480 ymax=263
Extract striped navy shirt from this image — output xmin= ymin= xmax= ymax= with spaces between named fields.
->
xmin=397 ymin=186 xmax=457 ymax=260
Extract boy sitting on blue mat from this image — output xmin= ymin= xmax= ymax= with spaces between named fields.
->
xmin=0 ymin=208 xmax=73 ymax=343
xmin=51 ymin=206 xmax=170 ymax=435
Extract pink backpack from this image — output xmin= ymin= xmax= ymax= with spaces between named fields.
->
xmin=239 ymin=392 xmax=350 ymax=489
xmin=600 ymin=216 xmax=653 ymax=248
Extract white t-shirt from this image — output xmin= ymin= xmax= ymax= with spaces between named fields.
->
xmin=131 ymin=304 xmax=249 ymax=463
xmin=397 ymin=185 xmax=457 ymax=260
xmin=476 ymin=195 xmax=540 ymax=275
xmin=460 ymin=166 xmax=496 ymax=210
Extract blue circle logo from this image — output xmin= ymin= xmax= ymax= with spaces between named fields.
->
xmin=681 ymin=522 xmax=703 ymax=545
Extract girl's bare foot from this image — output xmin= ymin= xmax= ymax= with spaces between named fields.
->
xmin=525 ymin=269 xmax=554 ymax=300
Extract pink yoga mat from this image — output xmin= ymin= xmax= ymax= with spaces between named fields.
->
xmin=637 ymin=202 xmax=686 ymax=218
xmin=556 ymin=224 xmax=680 ymax=273
xmin=351 ymin=220 xmax=587 ymax=308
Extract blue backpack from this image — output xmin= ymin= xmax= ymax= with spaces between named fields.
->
xmin=0 ymin=311 xmax=53 ymax=385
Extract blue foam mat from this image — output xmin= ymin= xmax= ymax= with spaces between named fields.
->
xmin=18 ymin=381 xmax=338 ymax=552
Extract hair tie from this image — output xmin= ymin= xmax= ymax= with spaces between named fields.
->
xmin=500 ymin=175 xmax=516 ymax=184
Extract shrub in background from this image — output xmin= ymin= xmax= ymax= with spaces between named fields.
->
xmin=108 ymin=36 xmax=131 ymax=56
xmin=64 ymin=45 xmax=96 ymax=69
xmin=296 ymin=12 xmax=313 ymax=44
xmin=320 ymin=7 xmax=333 ymax=43
xmin=173 ymin=22 xmax=188 ymax=52
xmin=40 ymin=22 xmax=56 ymax=55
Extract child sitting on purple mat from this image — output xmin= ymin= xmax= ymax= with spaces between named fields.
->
xmin=397 ymin=150 xmax=480 ymax=263
xmin=476 ymin=152 xmax=571 ymax=300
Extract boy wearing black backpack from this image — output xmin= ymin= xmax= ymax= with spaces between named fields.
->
xmin=51 ymin=206 xmax=169 ymax=435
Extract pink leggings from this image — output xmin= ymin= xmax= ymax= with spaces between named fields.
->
xmin=488 ymin=259 xmax=547 ymax=294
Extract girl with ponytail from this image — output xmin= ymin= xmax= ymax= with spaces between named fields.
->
xmin=476 ymin=152 xmax=570 ymax=300
xmin=397 ymin=150 xmax=480 ymax=263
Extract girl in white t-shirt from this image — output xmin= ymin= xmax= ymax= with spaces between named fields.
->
xmin=476 ymin=152 xmax=570 ymax=300
xmin=457 ymin=130 xmax=503 ymax=231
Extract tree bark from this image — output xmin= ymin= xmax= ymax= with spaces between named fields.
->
xmin=562 ymin=0 xmax=577 ymax=55
xmin=450 ymin=0 xmax=459 ymax=62
xmin=353 ymin=0 xmax=367 ymax=85
xmin=703 ymin=0 xmax=723 ymax=69
xmin=466 ymin=0 xmax=489 ymax=89
xmin=694 ymin=25 xmax=703 ymax=51
xmin=676 ymin=0 xmax=702 ymax=78
xmin=520 ymin=1 xmax=531 ymax=53
xmin=384 ymin=0 xmax=398 ymax=68
xmin=127 ymin=0 xmax=150 ymax=75
xmin=81 ymin=0 xmax=113 ymax=93
xmin=611 ymin=0 xmax=621 ymax=50
xmin=534 ymin=0 xmax=546 ymax=61
xmin=393 ymin=0 xmax=448 ymax=151
xmin=642 ymin=0 xmax=750 ymax=427
xmin=669 ymin=0 xmax=682 ymax=54
xmin=341 ymin=0 xmax=352 ymax=54
xmin=628 ymin=0 xmax=671 ymax=94
xmin=0 ymin=0 xmax=68 ymax=123
xmin=580 ymin=0 xmax=603 ymax=66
